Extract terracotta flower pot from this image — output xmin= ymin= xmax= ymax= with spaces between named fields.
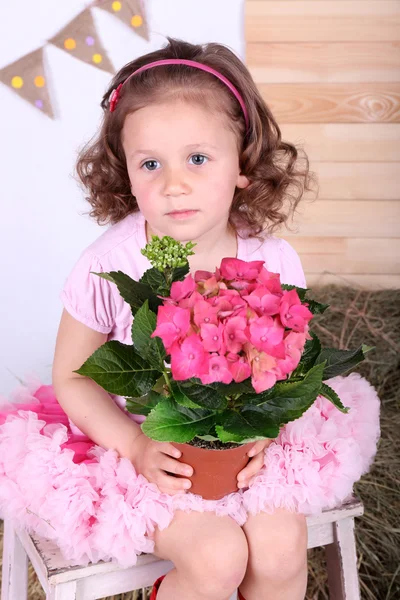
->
xmin=171 ymin=441 xmax=254 ymax=500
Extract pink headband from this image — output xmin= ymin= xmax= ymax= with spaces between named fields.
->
xmin=109 ymin=58 xmax=249 ymax=131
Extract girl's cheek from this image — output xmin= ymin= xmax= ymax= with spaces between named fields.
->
xmin=136 ymin=185 xmax=157 ymax=206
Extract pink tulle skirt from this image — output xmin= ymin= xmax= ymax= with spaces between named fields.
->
xmin=0 ymin=373 xmax=380 ymax=568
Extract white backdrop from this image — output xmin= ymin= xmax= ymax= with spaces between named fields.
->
xmin=0 ymin=0 xmax=245 ymax=396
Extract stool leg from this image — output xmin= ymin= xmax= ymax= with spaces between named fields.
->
xmin=325 ymin=517 xmax=361 ymax=600
xmin=46 ymin=581 xmax=78 ymax=599
xmin=1 ymin=519 xmax=29 ymax=600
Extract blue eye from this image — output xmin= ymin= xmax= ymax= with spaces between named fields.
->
xmin=142 ymin=160 xmax=160 ymax=171
xmin=189 ymin=154 xmax=208 ymax=166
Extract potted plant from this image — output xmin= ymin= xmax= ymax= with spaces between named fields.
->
xmin=75 ymin=235 xmax=372 ymax=500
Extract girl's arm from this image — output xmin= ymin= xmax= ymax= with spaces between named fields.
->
xmin=52 ymin=309 xmax=142 ymax=458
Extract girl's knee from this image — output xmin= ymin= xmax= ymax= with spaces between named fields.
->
xmin=159 ymin=512 xmax=248 ymax=594
xmin=245 ymin=511 xmax=308 ymax=582
xmin=263 ymin=545 xmax=307 ymax=584
xmin=153 ymin=510 xmax=249 ymax=592
xmin=187 ymin=524 xmax=248 ymax=593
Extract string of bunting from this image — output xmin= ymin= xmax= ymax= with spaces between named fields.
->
xmin=0 ymin=0 xmax=148 ymax=119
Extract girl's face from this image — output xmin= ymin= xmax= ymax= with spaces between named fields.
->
xmin=121 ymin=100 xmax=249 ymax=248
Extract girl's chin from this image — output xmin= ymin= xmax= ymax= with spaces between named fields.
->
xmin=145 ymin=216 xmax=210 ymax=245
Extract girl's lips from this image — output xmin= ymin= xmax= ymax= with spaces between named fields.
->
xmin=168 ymin=210 xmax=199 ymax=219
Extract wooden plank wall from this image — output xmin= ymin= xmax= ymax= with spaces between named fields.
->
xmin=245 ymin=0 xmax=400 ymax=289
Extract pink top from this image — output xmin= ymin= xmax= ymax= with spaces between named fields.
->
xmin=60 ymin=210 xmax=307 ymax=429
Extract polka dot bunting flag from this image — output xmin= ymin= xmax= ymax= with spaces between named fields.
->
xmin=95 ymin=0 xmax=149 ymax=41
xmin=0 ymin=47 xmax=54 ymax=118
xmin=49 ymin=8 xmax=114 ymax=74
xmin=0 ymin=2 xmax=148 ymax=118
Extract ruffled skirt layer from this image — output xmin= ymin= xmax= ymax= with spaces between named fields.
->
xmin=0 ymin=373 xmax=380 ymax=567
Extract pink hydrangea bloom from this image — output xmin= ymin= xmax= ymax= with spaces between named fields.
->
xmin=151 ymin=257 xmax=314 ymax=393
xmin=169 ymin=334 xmax=209 ymax=380
xmin=280 ymin=289 xmax=313 ymax=333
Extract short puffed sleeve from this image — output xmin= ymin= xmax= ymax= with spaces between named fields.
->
xmin=60 ymin=251 xmax=116 ymax=333
xmin=278 ymin=238 xmax=307 ymax=288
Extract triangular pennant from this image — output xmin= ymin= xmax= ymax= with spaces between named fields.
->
xmin=95 ymin=0 xmax=149 ymax=41
xmin=48 ymin=8 xmax=114 ymax=73
xmin=0 ymin=47 xmax=54 ymax=118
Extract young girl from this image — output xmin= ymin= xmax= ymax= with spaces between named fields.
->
xmin=0 ymin=38 xmax=380 ymax=600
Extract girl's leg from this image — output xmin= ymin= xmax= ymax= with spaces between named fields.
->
xmin=152 ymin=509 xmax=249 ymax=600
xmin=239 ymin=508 xmax=308 ymax=600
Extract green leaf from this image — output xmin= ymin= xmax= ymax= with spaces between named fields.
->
xmin=74 ymin=340 xmax=161 ymax=396
xmin=302 ymin=332 xmax=322 ymax=367
xmin=315 ymin=345 xmax=369 ymax=379
xmin=139 ymin=263 xmax=190 ymax=296
xmin=171 ymin=263 xmax=190 ymax=282
xmin=125 ymin=390 xmax=163 ymax=416
xmin=139 ymin=267 xmax=168 ymax=294
xmin=152 ymin=374 xmax=167 ymax=395
xmin=91 ymin=271 xmax=161 ymax=315
xmin=242 ymin=362 xmax=326 ymax=425
xmin=175 ymin=379 xmax=228 ymax=410
xmin=281 ymin=284 xmax=309 ymax=301
xmin=170 ymin=381 xmax=203 ymax=408
xmin=216 ymin=410 xmax=280 ymax=440
xmin=141 ymin=397 xmax=215 ymax=442
xmin=213 ymin=377 xmax=255 ymax=396
xmin=319 ymin=383 xmax=350 ymax=414
xmin=215 ymin=425 xmax=244 ymax=443
xmin=306 ymin=299 xmax=330 ymax=315
xmin=131 ymin=301 xmax=166 ymax=368
xmin=291 ymin=331 xmax=322 ymax=376
xmin=362 ymin=344 xmax=375 ymax=356
xmin=196 ymin=434 xmax=220 ymax=441
xmin=215 ymin=425 xmax=266 ymax=444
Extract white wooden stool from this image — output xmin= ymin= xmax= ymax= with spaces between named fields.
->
xmin=1 ymin=496 xmax=364 ymax=600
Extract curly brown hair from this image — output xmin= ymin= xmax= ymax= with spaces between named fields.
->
xmin=75 ymin=37 xmax=318 ymax=240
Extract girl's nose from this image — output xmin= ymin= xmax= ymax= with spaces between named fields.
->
xmin=163 ymin=167 xmax=191 ymax=196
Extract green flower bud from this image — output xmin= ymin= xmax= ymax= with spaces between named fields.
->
xmin=141 ymin=235 xmax=196 ymax=271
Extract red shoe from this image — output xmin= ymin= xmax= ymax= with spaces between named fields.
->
xmin=149 ymin=574 xmax=166 ymax=600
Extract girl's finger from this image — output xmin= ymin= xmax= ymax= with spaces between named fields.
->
xmin=157 ymin=470 xmax=192 ymax=492
xmin=248 ymin=439 xmax=268 ymax=457
xmin=160 ymin=443 xmax=182 ymax=459
xmin=247 ymin=443 xmax=260 ymax=457
xmin=237 ymin=454 xmax=264 ymax=482
xmin=160 ymin=455 xmax=193 ymax=478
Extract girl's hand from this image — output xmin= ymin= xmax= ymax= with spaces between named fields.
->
xmin=129 ymin=433 xmax=193 ymax=496
xmin=237 ymin=439 xmax=271 ymax=489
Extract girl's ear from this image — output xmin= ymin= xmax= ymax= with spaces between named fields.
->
xmin=236 ymin=173 xmax=250 ymax=189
